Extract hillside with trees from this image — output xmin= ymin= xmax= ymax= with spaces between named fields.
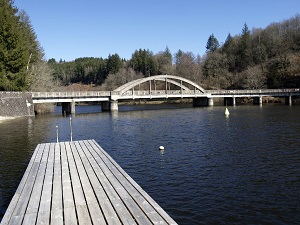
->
xmin=1 ymin=0 xmax=299 ymax=92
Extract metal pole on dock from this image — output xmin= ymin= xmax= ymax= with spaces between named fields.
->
xmin=70 ymin=117 xmax=73 ymax=142
xmin=56 ymin=125 xmax=59 ymax=143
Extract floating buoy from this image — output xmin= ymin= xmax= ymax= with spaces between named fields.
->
xmin=225 ymin=107 xmax=230 ymax=116
xmin=159 ymin=146 xmax=164 ymax=151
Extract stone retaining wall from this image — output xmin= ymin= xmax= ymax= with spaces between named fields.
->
xmin=0 ymin=92 xmax=34 ymax=117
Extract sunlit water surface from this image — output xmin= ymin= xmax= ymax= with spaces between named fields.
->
xmin=1 ymin=104 xmax=300 ymax=224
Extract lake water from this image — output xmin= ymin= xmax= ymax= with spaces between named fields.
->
xmin=1 ymin=104 xmax=300 ymax=224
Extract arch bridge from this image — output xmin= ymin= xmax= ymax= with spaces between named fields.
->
xmin=30 ymin=75 xmax=300 ymax=113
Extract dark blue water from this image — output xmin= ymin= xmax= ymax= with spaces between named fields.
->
xmin=1 ymin=104 xmax=300 ymax=224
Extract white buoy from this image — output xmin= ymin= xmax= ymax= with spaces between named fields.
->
xmin=159 ymin=146 xmax=164 ymax=151
xmin=225 ymin=107 xmax=230 ymax=116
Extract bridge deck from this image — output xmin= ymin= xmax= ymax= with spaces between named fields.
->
xmin=1 ymin=140 xmax=177 ymax=225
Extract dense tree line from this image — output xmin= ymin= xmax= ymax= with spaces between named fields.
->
xmin=1 ymin=0 xmax=299 ymax=92
xmin=49 ymin=15 xmax=300 ymax=91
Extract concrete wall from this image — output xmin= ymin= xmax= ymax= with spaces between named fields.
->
xmin=0 ymin=92 xmax=34 ymax=117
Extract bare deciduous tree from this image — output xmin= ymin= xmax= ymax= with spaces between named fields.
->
xmin=242 ymin=66 xmax=266 ymax=89
xmin=27 ymin=60 xmax=58 ymax=91
xmin=101 ymin=68 xmax=143 ymax=90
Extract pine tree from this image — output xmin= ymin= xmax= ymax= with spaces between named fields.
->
xmin=206 ymin=34 xmax=219 ymax=53
xmin=0 ymin=0 xmax=28 ymax=90
xmin=236 ymin=23 xmax=252 ymax=71
xmin=107 ymin=53 xmax=122 ymax=74
xmin=0 ymin=0 xmax=43 ymax=91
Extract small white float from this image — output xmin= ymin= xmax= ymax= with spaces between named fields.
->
xmin=225 ymin=107 xmax=230 ymax=116
xmin=159 ymin=146 xmax=165 ymax=151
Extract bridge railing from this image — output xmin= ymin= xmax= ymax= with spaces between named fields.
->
xmin=32 ymin=91 xmax=111 ymax=98
xmin=121 ymin=90 xmax=204 ymax=96
xmin=206 ymin=88 xmax=300 ymax=95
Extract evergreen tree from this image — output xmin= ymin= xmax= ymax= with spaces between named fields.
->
xmin=130 ymin=49 xmax=157 ymax=76
xmin=206 ymin=34 xmax=219 ymax=53
xmin=155 ymin=46 xmax=173 ymax=75
xmin=0 ymin=0 xmax=42 ymax=91
xmin=222 ymin=33 xmax=236 ymax=72
xmin=107 ymin=53 xmax=122 ymax=74
xmin=0 ymin=0 xmax=28 ymax=90
xmin=174 ymin=49 xmax=183 ymax=64
xmin=236 ymin=23 xmax=252 ymax=71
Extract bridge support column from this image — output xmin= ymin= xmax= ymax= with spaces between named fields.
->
xmin=208 ymin=98 xmax=214 ymax=106
xmin=110 ymin=100 xmax=119 ymax=111
xmin=285 ymin=95 xmax=292 ymax=106
xmin=253 ymin=96 xmax=263 ymax=105
xmin=224 ymin=97 xmax=235 ymax=106
xmin=193 ymin=97 xmax=210 ymax=107
xmin=62 ymin=102 xmax=71 ymax=116
xmin=71 ymin=100 xmax=75 ymax=114
xmin=101 ymin=101 xmax=110 ymax=111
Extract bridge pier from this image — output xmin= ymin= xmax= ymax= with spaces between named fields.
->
xmin=101 ymin=101 xmax=110 ymax=111
xmin=110 ymin=100 xmax=119 ymax=111
xmin=62 ymin=101 xmax=76 ymax=115
xmin=193 ymin=97 xmax=212 ymax=107
xmin=224 ymin=97 xmax=236 ymax=106
xmin=285 ymin=95 xmax=292 ymax=106
xmin=62 ymin=102 xmax=71 ymax=116
xmin=71 ymin=100 xmax=75 ymax=114
xmin=253 ymin=96 xmax=263 ymax=105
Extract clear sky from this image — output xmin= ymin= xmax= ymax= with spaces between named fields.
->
xmin=14 ymin=0 xmax=300 ymax=62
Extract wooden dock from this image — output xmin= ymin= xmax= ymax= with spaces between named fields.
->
xmin=1 ymin=140 xmax=177 ymax=225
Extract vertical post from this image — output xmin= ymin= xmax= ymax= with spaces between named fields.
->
xmin=71 ymin=100 xmax=75 ymax=114
xmin=165 ymin=78 xmax=167 ymax=94
xmin=259 ymin=96 xmax=263 ymax=105
xmin=132 ymin=87 xmax=134 ymax=98
xmin=56 ymin=125 xmax=59 ymax=143
xmin=70 ymin=117 xmax=73 ymax=142
xmin=180 ymin=80 xmax=183 ymax=98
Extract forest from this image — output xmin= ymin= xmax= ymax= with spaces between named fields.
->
xmin=1 ymin=0 xmax=300 ymax=92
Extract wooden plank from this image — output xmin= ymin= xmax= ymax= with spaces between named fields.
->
xmin=60 ymin=142 xmax=75 ymax=209
xmin=85 ymin=140 xmax=153 ymax=224
xmin=22 ymin=212 xmax=36 ymax=225
xmin=76 ymin=205 xmax=92 ymax=225
xmin=26 ymin=143 xmax=50 ymax=214
xmin=50 ymin=209 xmax=63 ymax=225
xmin=63 ymin=207 xmax=77 ymax=225
xmin=51 ymin=143 xmax=63 ymax=225
xmin=72 ymin=141 xmax=106 ymax=224
xmin=36 ymin=142 xmax=55 ymax=224
xmin=65 ymin=142 xmax=86 ymax=206
xmin=76 ymin=141 xmax=123 ymax=224
xmin=87 ymin=203 xmax=106 ymax=225
xmin=84 ymin=147 xmax=135 ymax=224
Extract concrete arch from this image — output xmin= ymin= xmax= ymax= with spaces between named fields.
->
xmin=114 ymin=75 xmax=205 ymax=94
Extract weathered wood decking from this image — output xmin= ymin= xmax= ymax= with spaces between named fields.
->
xmin=1 ymin=140 xmax=177 ymax=225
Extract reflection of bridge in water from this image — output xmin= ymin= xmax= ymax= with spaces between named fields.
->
xmin=31 ymin=75 xmax=300 ymax=114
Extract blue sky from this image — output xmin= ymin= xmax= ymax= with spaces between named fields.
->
xmin=14 ymin=0 xmax=300 ymax=62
